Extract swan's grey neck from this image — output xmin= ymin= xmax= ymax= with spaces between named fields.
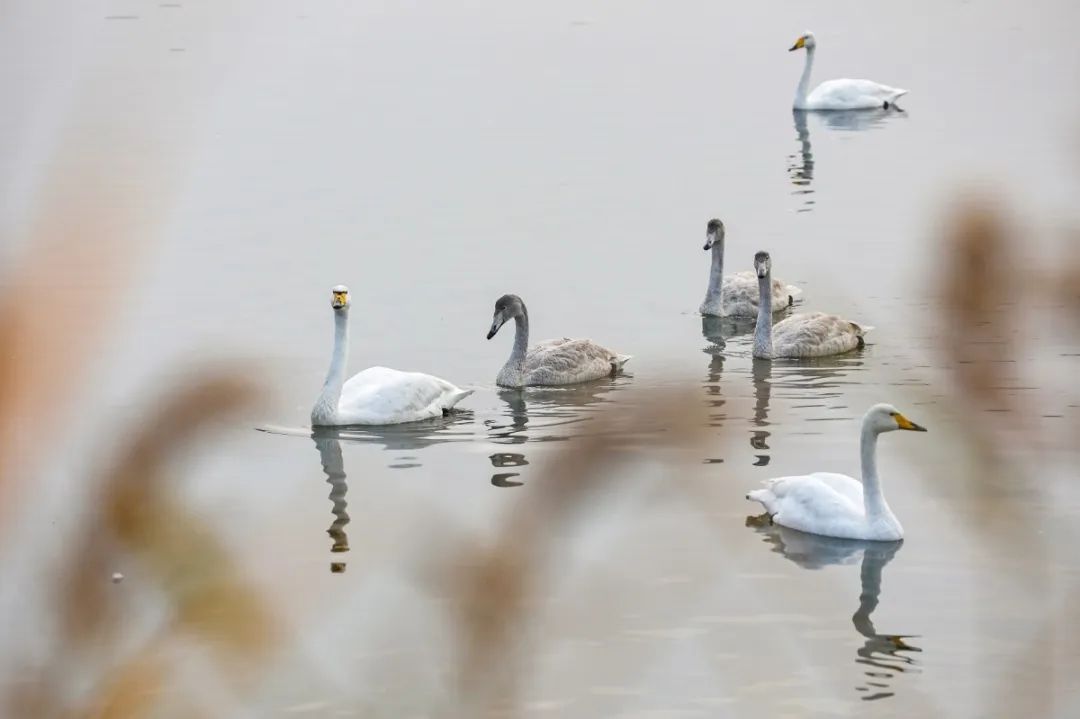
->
xmin=704 ymin=241 xmax=725 ymax=308
xmin=795 ymin=46 xmax=815 ymax=107
xmin=500 ymin=308 xmax=530 ymax=388
xmin=312 ymin=309 xmax=349 ymax=424
xmin=859 ymin=423 xmax=890 ymax=519
xmin=753 ymin=272 xmax=773 ymax=358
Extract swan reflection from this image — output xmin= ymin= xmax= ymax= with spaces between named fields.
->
xmin=750 ymin=359 xmax=772 ymax=466
xmin=789 ymin=110 xmax=815 ymax=211
xmin=770 ymin=354 xmax=868 ymax=415
xmin=748 ymin=519 xmax=921 ymax=700
xmin=485 ymin=380 xmax=626 ymax=486
xmin=789 ymin=108 xmax=908 ymax=212
xmin=313 ymin=429 xmax=351 ymax=573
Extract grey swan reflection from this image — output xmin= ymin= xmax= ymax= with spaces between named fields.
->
xmin=750 ymin=359 xmax=772 ymax=466
xmin=484 ymin=380 xmax=626 ymax=487
xmin=747 ymin=520 xmax=921 ymax=701
xmin=789 ymin=108 xmax=908 ymax=212
xmin=701 ymin=316 xmax=727 ymax=432
xmin=313 ymin=429 xmax=351 ymax=574
xmin=700 ymin=319 xmax=774 ymax=466
xmin=770 ymin=353 xmax=869 ymax=416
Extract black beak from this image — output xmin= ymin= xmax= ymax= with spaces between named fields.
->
xmin=907 ymin=422 xmax=928 ymax=432
xmin=486 ymin=328 xmax=496 ymax=340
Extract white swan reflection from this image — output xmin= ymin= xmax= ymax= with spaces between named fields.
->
xmin=747 ymin=519 xmax=921 ymax=700
xmin=789 ymin=108 xmax=908 ymax=212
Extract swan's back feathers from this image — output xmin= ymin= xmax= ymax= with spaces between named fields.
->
xmin=771 ymin=312 xmax=869 ymax=357
xmin=336 ymin=366 xmax=470 ymax=424
xmin=524 ymin=338 xmax=629 ymax=385
xmin=708 ymin=271 xmax=799 ymax=317
xmin=806 ymin=79 xmax=908 ymax=110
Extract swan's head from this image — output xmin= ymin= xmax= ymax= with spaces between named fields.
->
xmin=703 ymin=218 xmax=725 ymax=251
xmin=754 ymin=250 xmax=771 ymax=278
xmin=487 ymin=294 xmax=525 ymax=340
xmin=865 ymin=403 xmax=928 ymax=434
xmin=789 ymin=31 xmax=815 ymax=52
xmin=330 ymin=285 xmax=350 ymax=310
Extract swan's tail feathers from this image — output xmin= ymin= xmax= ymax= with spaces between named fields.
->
xmin=852 ymin=323 xmax=874 ymax=349
xmin=746 ymin=487 xmax=779 ymax=514
xmin=613 ymin=354 xmax=633 ymax=371
xmin=446 ymin=388 xmax=474 ymax=409
xmin=884 ymin=89 xmax=908 ymax=109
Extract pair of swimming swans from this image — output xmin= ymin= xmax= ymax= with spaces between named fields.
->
xmin=700 ymin=220 xmax=871 ymax=359
xmin=311 ymin=287 xmax=630 ymax=426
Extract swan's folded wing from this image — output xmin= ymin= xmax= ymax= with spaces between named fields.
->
xmin=340 ymin=366 xmax=465 ymax=422
xmin=766 ymin=474 xmax=865 ymax=534
xmin=771 ymin=312 xmax=865 ymax=357
xmin=525 ymin=339 xmax=619 ymax=385
xmin=806 ymin=472 xmax=864 ymax=506
xmin=811 ymin=79 xmax=907 ymax=108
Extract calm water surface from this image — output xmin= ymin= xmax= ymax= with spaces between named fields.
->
xmin=2 ymin=1 xmax=1078 ymax=716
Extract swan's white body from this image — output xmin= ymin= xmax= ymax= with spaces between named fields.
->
xmin=488 ymin=294 xmax=631 ymax=388
xmin=311 ymin=286 xmax=472 ymax=426
xmin=751 ymin=252 xmax=870 ymax=359
xmin=747 ymin=404 xmax=926 ymax=541
xmin=700 ymin=220 xmax=801 ymax=317
xmin=791 ymin=32 xmax=907 ymax=111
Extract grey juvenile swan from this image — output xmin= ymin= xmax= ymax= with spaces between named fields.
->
xmin=700 ymin=219 xmax=801 ymax=317
xmin=486 ymin=294 xmax=631 ymax=388
xmin=751 ymin=251 xmax=872 ymax=359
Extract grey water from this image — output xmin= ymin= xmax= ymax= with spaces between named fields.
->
xmin=2 ymin=1 xmax=1078 ymax=716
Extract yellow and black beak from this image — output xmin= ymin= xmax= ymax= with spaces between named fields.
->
xmin=895 ymin=413 xmax=927 ymax=432
xmin=789 ymin=36 xmax=806 ymax=51
xmin=332 ymin=291 xmax=348 ymax=309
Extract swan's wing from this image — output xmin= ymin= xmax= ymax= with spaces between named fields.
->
xmin=807 ymin=472 xmax=864 ymax=505
xmin=339 ymin=366 xmax=471 ymax=424
xmin=524 ymin=338 xmax=627 ymax=385
xmin=771 ymin=312 xmax=869 ymax=357
xmin=809 ymin=79 xmax=908 ymax=109
xmin=749 ymin=473 xmax=866 ymax=537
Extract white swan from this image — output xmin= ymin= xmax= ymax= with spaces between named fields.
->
xmin=746 ymin=403 xmax=926 ymax=540
xmin=486 ymin=294 xmax=631 ymax=388
xmin=310 ymin=286 xmax=472 ymax=426
xmin=700 ymin=218 xmax=802 ymax=317
xmin=751 ymin=251 xmax=871 ymax=359
xmin=790 ymin=31 xmax=908 ymax=111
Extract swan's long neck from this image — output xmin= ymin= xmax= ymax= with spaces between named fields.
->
xmin=312 ymin=309 xmax=349 ymax=424
xmin=704 ymin=241 xmax=725 ymax=308
xmin=795 ymin=47 xmax=815 ymax=108
xmin=752 ymin=271 xmax=773 ymax=359
xmin=859 ymin=423 xmax=890 ymax=519
xmin=500 ymin=308 xmax=530 ymax=387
